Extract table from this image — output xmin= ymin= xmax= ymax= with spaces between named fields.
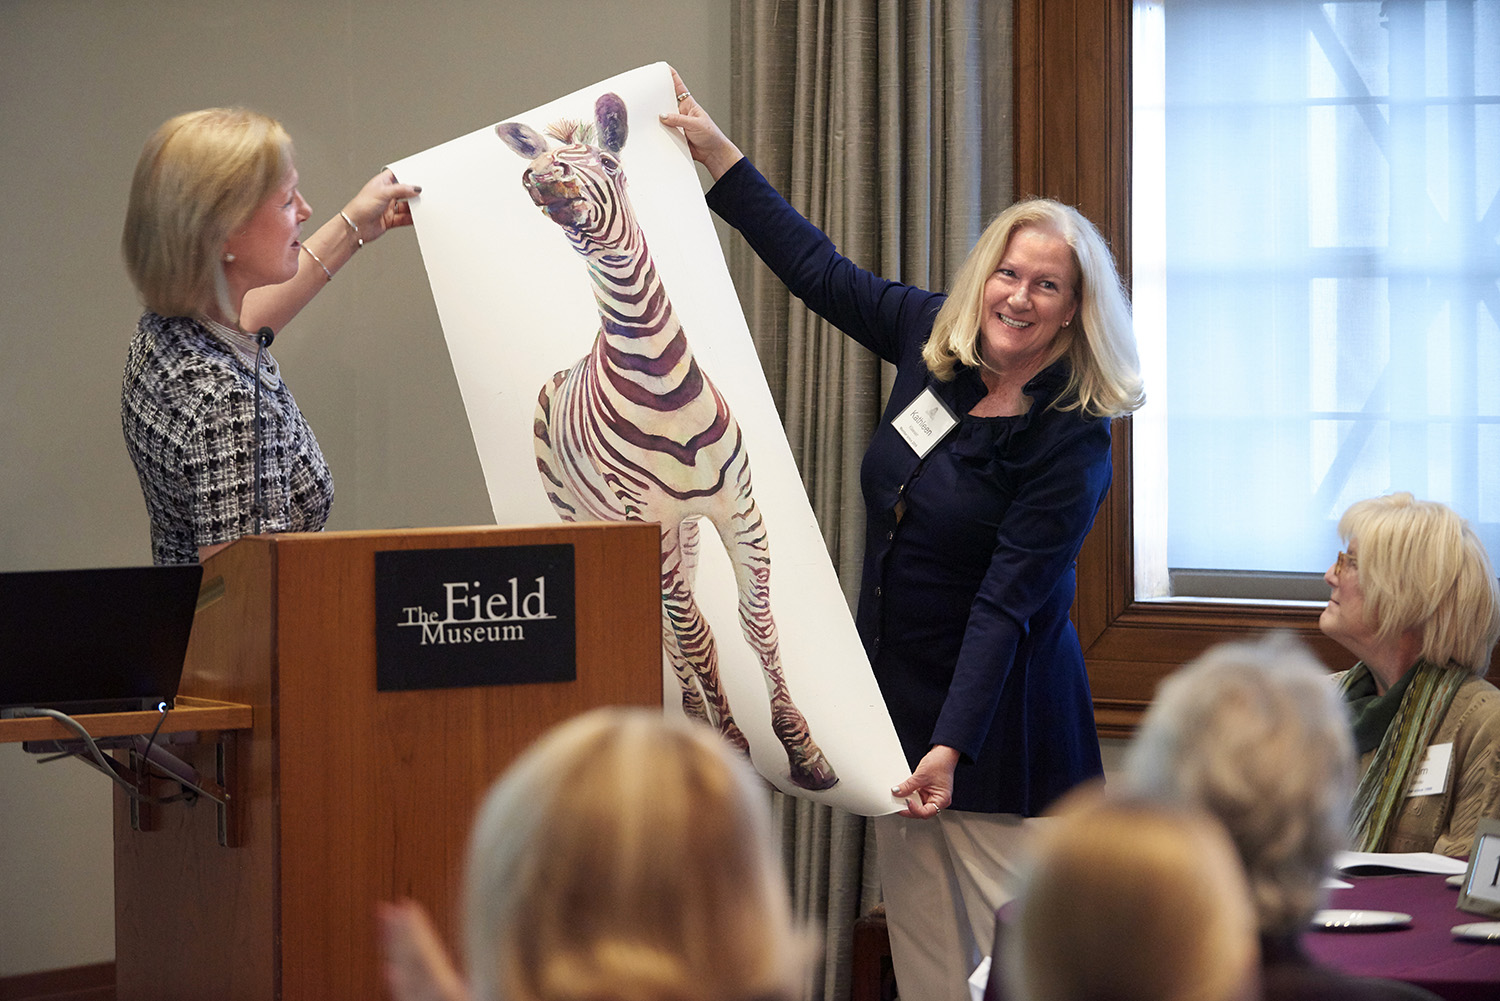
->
xmin=979 ymin=872 xmax=1499 ymax=1001
xmin=1305 ymin=873 xmax=1500 ymax=1001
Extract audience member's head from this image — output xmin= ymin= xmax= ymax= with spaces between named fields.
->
xmin=462 ymin=707 xmax=805 ymax=1001
xmin=1123 ymin=632 xmax=1354 ymax=934
xmin=1328 ymin=491 xmax=1500 ymax=675
xmin=1002 ymin=792 xmax=1259 ymax=1001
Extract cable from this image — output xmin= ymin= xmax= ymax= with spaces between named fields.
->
xmin=12 ymin=707 xmax=195 ymax=805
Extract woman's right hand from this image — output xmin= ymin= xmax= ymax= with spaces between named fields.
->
xmin=659 ymin=66 xmax=745 ymax=181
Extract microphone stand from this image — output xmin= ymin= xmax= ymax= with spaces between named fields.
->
xmin=250 ymin=326 xmax=275 ymax=536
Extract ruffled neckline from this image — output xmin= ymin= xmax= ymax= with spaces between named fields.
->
xmin=929 ymin=360 xmax=1069 ymax=459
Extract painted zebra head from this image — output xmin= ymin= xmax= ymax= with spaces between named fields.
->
xmin=496 ymin=93 xmax=634 ymax=250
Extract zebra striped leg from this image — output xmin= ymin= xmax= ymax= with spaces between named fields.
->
xmin=533 ymin=370 xmax=584 ymax=519
xmin=679 ymin=515 xmax=701 ymax=589
xmin=724 ymin=501 xmax=839 ymax=791
xmin=661 ymin=522 xmax=750 ymax=754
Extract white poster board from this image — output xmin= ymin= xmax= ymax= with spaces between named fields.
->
xmin=390 ymin=62 xmax=906 ymax=815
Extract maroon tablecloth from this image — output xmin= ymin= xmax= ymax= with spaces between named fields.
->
xmin=1304 ymin=873 xmax=1500 ymax=1001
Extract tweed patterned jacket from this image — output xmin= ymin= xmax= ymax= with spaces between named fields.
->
xmin=121 ymin=312 xmax=332 ymax=565
xmin=1337 ymin=669 xmax=1500 ymax=857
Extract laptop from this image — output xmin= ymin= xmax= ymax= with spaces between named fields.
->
xmin=0 ymin=563 xmax=203 ymax=718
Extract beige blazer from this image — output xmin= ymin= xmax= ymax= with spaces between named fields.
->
xmin=1353 ymin=675 xmax=1500 ymax=858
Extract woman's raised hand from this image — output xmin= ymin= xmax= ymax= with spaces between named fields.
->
xmin=341 ymin=168 xmax=422 ymax=244
xmin=659 ymin=66 xmax=744 ymax=181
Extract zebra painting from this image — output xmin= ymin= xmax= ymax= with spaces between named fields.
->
xmin=496 ymin=93 xmax=838 ymax=792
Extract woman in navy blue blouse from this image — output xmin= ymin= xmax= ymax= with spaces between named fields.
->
xmin=664 ymin=72 xmax=1144 ymax=1001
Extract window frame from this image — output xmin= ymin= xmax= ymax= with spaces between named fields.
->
xmin=1012 ymin=0 xmax=1466 ymax=736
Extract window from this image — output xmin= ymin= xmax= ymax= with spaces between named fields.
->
xmin=1132 ymin=0 xmax=1500 ymax=601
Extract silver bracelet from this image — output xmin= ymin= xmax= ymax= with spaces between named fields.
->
xmin=302 ymin=244 xmax=333 ymax=281
xmin=339 ymin=210 xmax=364 ymax=249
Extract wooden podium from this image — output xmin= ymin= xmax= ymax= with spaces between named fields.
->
xmin=111 ymin=523 xmax=662 ymax=1001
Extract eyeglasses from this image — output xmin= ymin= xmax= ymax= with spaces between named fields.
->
xmin=1334 ymin=550 xmax=1359 ymax=577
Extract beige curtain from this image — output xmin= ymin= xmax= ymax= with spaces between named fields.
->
xmin=725 ymin=3 xmax=1012 ymax=1000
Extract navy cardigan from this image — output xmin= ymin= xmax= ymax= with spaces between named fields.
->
xmin=708 ymin=160 xmax=1107 ymax=814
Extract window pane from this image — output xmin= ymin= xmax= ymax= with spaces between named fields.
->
xmin=1132 ymin=0 xmax=1500 ymax=598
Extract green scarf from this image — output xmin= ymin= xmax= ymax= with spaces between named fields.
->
xmin=1339 ymin=659 xmax=1467 ymax=852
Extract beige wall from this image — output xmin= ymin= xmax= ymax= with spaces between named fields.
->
xmin=0 ymin=0 xmax=731 ymax=976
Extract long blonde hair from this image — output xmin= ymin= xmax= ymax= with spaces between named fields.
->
xmin=922 ymin=198 xmax=1144 ymax=418
xmin=1338 ymin=492 xmax=1500 ymax=675
xmin=462 ymin=708 xmax=806 ymax=1001
xmin=121 ymin=107 xmax=292 ymax=322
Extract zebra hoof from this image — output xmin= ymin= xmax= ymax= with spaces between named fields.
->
xmin=787 ymin=749 xmax=839 ymax=791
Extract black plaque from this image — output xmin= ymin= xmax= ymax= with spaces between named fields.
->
xmin=375 ymin=545 xmax=576 ymax=691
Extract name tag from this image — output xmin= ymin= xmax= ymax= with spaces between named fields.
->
xmin=1409 ymin=742 xmax=1454 ymax=797
xmin=892 ymin=387 xmax=958 ymax=459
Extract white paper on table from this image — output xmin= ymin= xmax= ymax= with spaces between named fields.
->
xmin=1333 ymin=850 xmax=1469 ymax=875
xmin=969 ymin=956 xmax=991 ymax=1001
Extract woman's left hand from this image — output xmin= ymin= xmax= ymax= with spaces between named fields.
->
xmin=377 ymin=898 xmax=470 ymax=1001
xmin=341 ymin=168 xmax=422 ymax=244
xmin=659 ymin=66 xmax=744 ymax=181
xmin=893 ymin=745 xmax=960 ymax=818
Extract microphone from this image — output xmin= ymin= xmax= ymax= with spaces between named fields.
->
xmin=250 ymin=327 xmax=276 ymax=535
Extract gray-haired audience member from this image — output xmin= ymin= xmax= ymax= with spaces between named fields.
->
xmin=1124 ymin=633 xmax=1441 ymax=1001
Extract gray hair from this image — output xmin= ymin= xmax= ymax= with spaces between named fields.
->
xmin=1122 ymin=633 xmax=1355 ymax=934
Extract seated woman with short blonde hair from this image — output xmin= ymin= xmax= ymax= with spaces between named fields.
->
xmin=1319 ymin=493 xmax=1500 ymax=856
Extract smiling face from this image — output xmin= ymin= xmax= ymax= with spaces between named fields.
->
xmin=222 ymin=167 xmax=311 ymax=301
xmin=979 ymin=224 xmax=1080 ymax=376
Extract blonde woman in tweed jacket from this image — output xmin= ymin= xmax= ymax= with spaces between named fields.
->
xmin=1320 ymin=492 xmax=1500 ymax=857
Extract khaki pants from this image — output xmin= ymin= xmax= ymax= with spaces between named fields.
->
xmin=873 ymin=811 xmax=1042 ymax=1001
